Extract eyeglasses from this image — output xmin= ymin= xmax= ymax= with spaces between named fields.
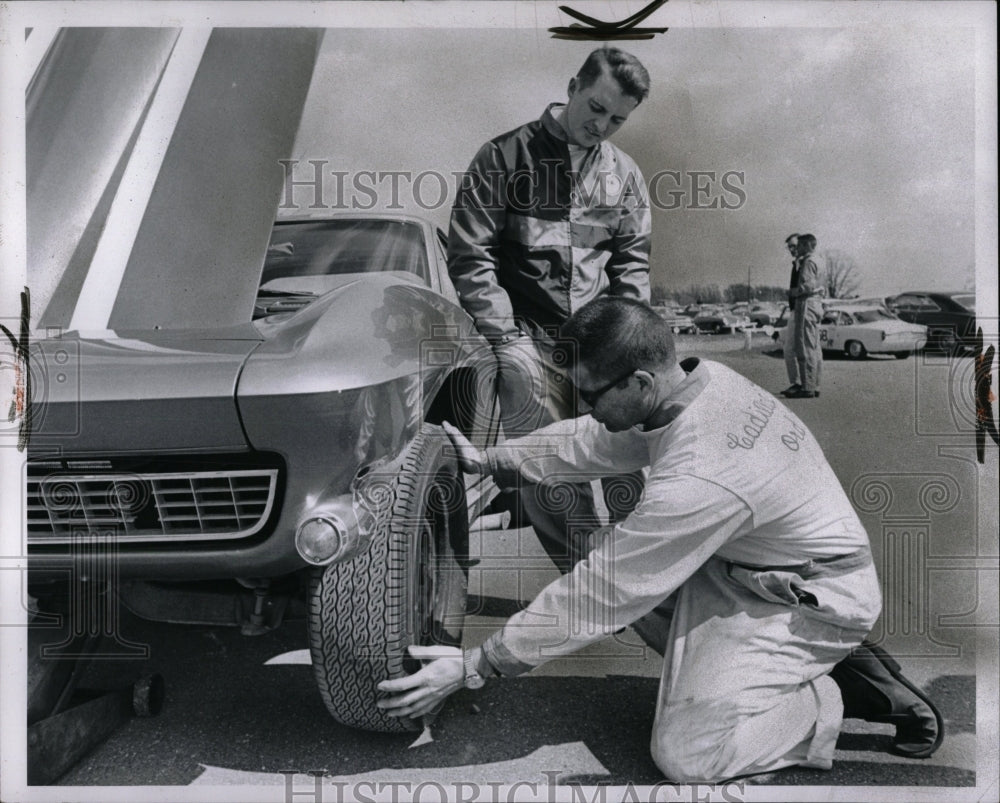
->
xmin=577 ymin=369 xmax=635 ymax=408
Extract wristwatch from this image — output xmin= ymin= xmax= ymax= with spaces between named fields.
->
xmin=462 ymin=649 xmax=486 ymax=689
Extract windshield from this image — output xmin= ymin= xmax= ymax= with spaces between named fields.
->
xmin=952 ymin=294 xmax=975 ymax=312
xmin=261 ymin=219 xmax=430 ymax=287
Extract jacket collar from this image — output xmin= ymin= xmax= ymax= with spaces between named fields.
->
xmin=541 ymin=103 xmax=570 ymax=141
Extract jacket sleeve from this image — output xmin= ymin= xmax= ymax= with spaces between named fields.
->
xmin=604 ymin=163 xmax=651 ymax=303
xmin=480 ymin=474 xmax=751 ymax=675
xmin=447 ymin=141 xmax=519 ymax=344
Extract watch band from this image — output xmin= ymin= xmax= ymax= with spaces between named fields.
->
xmin=463 ymin=649 xmax=486 ymax=689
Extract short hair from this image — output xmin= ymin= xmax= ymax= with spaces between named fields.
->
xmin=798 ymin=233 xmax=817 ymax=253
xmin=785 ymin=233 xmax=799 ymax=244
xmin=576 ymin=47 xmax=651 ymax=104
xmin=560 ymin=297 xmax=675 ymax=380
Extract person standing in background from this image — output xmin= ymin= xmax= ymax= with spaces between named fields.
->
xmin=787 ymin=233 xmax=825 ymax=399
xmin=780 ymin=233 xmax=802 ymax=396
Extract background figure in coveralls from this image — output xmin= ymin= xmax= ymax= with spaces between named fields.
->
xmin=786 ymin=233 xmax=825 ymax=399
xmin=379 ymin=297 xmax=944 ymax=782
xmin=447 ymin=47 xmax=652 ymax=574
xmin=780 ymin=232 xmax=802 ymax=395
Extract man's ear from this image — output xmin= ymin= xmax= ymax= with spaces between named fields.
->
xmin=567 ymin=76 xmax=578 ymax=98
xmin=634 ymin=369 xmax=656 ymax=390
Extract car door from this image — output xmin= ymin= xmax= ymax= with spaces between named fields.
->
xmin=819 ymin=310 xmax=840 ymax=350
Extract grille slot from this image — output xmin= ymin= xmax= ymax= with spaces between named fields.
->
xmin=27 ymin=469 xmax=278 ymax=543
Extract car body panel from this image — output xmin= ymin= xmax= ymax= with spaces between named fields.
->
xmin=30 ymin=328 xmax=262 ymax=456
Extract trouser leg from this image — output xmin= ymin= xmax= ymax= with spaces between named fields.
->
xmin=494 ymin=332 xmax=602 ymax=574
xmin=783 ymin=310 xmax=800 ymax=385
xmin=650 ymin=558 xmax=879 ymax=782
xmin=794 ymin=302 xmax=823 ymax=392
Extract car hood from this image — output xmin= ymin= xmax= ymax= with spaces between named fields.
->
xmin=29 ymin=323 xmax=263 ymax=456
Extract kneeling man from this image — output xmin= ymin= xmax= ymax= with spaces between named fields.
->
xmin=378 ymin=297 xmax=942 ymax=781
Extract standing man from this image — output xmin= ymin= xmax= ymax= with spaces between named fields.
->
xmin=787 ymin=233 xmax=825 ymax=399
xmin=378 ymin=297 xmax=943 ymax=782
xmin=780 ymin=233 xmax=802 ymax=396
xmin=448 ymin=47 xmax=652 ymax=571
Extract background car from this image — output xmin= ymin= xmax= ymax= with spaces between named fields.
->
xmin=692 ymin=305 xmax=753 ymax=334
xmin=747 ymin=302 xmax=784 ymax=328
xmin=651 ymin=305 xmax=699 ymax=334
xmin=885 ymin=291 xmax=977 ymax=352
xmin=772 ymin=303 xmax=927 ymax=359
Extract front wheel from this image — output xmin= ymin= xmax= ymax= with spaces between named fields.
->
xmin=845 ymin=340 xmax=867 ymax=360
xmin=893 ymin=351 xmax=911 ymax=360
xmin=308 ymin=425 xmax=468 ymax=732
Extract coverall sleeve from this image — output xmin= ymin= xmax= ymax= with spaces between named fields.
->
xmin=447 ymin=141 xmax=519 ymax=343
xmin=481 ymin=475 xmax=751 ymax=675
xmin=603 ymin=165 xmax=651 ymax=303
xmin=484 ymin=416 xmax=649 ymax=488
xmin=794 ymin=256 xmax=824 ymax=298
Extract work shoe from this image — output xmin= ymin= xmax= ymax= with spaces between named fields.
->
xmin=786 ymin=388 xmax=820 ymax=398
xmin=829 ymin=642 xmax=944 ymax=758
xmin=779 ymin=384 xmax=802 ymax=396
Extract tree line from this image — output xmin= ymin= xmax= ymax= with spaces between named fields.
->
xmin=652 ymin=250 xmax=862 ymax=307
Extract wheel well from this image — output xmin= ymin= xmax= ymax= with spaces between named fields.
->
xmin=425 ymin=368 xmax=480 ymax=437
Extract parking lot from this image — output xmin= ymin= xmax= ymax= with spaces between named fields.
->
xmin=38 ymin=342 xmax=992 ymax=796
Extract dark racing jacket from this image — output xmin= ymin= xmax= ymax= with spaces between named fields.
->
xmin=448 ymin=103 xmax=651 ymax=344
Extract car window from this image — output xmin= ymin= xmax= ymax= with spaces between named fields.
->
xmin=952 ymin=294 xmax=975 ymax=312
xmin=853 ymin=309 xmax=894 ymax=324
xmin=261 ymin=219 xmax=430 ymax=286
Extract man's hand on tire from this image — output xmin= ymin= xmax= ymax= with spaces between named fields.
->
xmin=442 ymin=421 xmax=488 ymax=475
xmin=376 ymin=645 xmax=464 ymax=719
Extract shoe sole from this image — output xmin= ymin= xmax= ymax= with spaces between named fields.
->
xmin=862 ymin=643 xmax=945 ymax=758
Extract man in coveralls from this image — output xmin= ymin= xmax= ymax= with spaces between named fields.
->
xmin=447 ymin=47 xmax=652 ymax=573
xmin=786 ymin=233 xmax=825 ymax=399
xmin=379 ymin=297 xmax=943 ymax=781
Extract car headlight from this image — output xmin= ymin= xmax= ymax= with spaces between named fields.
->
xmin=295 ymin=496 xmax=363 ymax=565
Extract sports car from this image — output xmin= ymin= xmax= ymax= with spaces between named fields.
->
xmin=23 ymin=28 xmax=499 ymax=736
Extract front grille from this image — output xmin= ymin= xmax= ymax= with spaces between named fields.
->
xmin=27 ymin=469 xmax=279 ymax=543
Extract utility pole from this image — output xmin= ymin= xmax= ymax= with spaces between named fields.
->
xmin=747 ymin=265 xmax=752 ymax=302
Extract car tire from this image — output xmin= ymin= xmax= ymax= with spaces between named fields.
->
xmin=893 ymin=351 xmax=911 ymax=360
xmin=845 ymin=340 xmax=867 ymax=360
xmin=307 ymin=425 xmax=468 ymax=732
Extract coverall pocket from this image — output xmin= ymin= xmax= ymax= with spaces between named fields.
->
xmin=726 ymin=564 xmax=817 ymax=608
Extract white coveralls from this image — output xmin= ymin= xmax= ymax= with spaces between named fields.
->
xmin=479 ymin=359 xmax=882 ymax=782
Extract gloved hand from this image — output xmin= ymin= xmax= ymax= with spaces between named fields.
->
xmin=376 ymin=645 xmax=464 ymax=720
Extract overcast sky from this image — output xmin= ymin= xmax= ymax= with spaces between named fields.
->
xmin=289 ymin=25 xmax=977 ymax=298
